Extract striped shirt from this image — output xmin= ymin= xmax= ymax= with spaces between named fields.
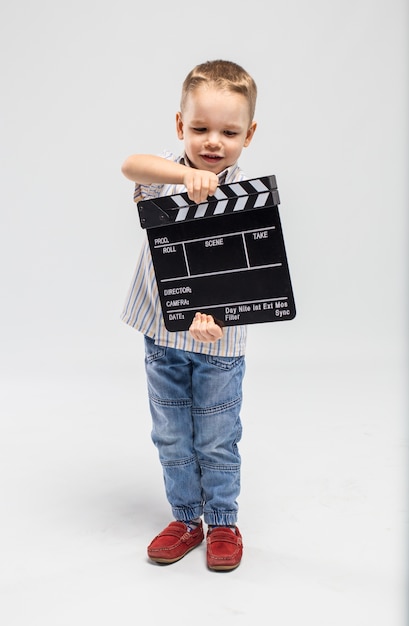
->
xmin=121 ymin=151 xmax=248 ymax=356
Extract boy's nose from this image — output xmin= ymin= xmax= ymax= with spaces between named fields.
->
xmin=205 ymin=133 xmax=221 ymax=148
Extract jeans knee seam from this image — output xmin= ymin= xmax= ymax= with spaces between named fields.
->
xmin=192 ymin=395 xmax=242 ymax=416
xmin=200 ymin=461 xmax=240 ymax=471
xmin=149 ymin=394 xmax=192 ymax=408
xmin=161 ymin=456 xmax=197 ymax=468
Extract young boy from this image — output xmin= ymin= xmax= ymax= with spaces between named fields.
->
xmin=121 ymin=59 xmax=257 ymax=571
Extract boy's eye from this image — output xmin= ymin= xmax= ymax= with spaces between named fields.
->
xmin=191 ymin=128 xmax=238 ymax=136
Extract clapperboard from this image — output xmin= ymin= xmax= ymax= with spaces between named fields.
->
xmin=138 ymin=175 xmax=296 ymax=331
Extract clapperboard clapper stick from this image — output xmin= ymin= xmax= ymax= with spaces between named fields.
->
xmin=138 ymin=175 xmax=296 ymax=332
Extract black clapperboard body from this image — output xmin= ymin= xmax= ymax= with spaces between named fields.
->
xmin=138 ymin=175 xmax=296 ymax=331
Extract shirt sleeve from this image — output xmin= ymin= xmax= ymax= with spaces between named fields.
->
xmin=133 ymin=151 xmax=181 ymax=203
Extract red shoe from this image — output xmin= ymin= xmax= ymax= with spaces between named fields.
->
xmin=206 ymin=526 xmax=243 ymax=571
xmin=147 ymin=521 xmax=204 ymax=564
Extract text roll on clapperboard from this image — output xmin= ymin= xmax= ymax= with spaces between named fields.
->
xmin=137 ymin=175 xmax=296 ymax=332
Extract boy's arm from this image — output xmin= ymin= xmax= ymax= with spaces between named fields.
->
xmin=121 ymin=154 xmax=218 ymax=204
xmin=122 ymin=156 xmax=223 ymax=342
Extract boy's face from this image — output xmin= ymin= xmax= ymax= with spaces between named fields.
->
xmin=176 ymin=85 xmax=257 ymax=174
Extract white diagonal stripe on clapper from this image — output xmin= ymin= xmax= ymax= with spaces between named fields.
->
xmin=175 ymin=207 xmax=190 ymax=221
xmin=214 ymin=200 xmax=229 ymax=214
xmin=229 ymin=183 xmax=247 ymax=195
xmin=249 ymin=179 xmax=269 ymax=193
xmin=213 ymin=188 xmax=228 ymax=200
xmin=172 ymin=195 xmax=189 ymax=207
xmin=194 ymin=204 xmax=208 ymax=218
xmin=233 ymin=196 xmax=247 ymax=211
xmin=173 ymin=194 xmax=190 ymax=221
xmin=253 ymin=192 xmax=270 ymax=207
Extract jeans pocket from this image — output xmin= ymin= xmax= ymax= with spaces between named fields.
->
xmin=206 ymin=354 xmax=245 ymax=371
xmin=144 ymin=336 xmax=167 ymax=363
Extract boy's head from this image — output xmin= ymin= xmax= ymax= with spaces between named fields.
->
xmin=180 ymin=60 xmax=257 ymax=122
xmin=176 ymin=59 xmax=257 ymax=174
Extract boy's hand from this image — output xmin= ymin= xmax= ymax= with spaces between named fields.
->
xmin=183 ymin=170 xmax=219 ymax=204
xmin=189 ymin=312 xmax=224 ymax=343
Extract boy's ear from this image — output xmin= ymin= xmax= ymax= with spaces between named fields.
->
xmin=176 ymin=112 xmax=184 ymax=139
xmin=244 ymin=121 xmax=257 ymax=147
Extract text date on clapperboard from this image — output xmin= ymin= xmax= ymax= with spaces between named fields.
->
xmin=138 ymin=175 xmax=296 ymax=331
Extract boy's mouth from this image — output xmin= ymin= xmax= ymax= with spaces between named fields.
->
xmin=201 ymin=154 xmax=223 ymax=164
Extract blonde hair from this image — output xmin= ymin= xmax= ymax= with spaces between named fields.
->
xmin=181 ymin=59 xmax=257 ymax=121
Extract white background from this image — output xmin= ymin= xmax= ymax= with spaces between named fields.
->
xmin=0 ymin=1 xmax=407 ymax=624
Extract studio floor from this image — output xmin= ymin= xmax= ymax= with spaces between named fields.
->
xmin=0 ymin=337 xmax=407 ymax=626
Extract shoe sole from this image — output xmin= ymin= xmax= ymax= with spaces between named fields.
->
xmin=207 ymin=562 xmax=241 ymax=571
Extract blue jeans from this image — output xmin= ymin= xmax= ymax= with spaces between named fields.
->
xmin=144 ymin=335 xmax=245 ymax=526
